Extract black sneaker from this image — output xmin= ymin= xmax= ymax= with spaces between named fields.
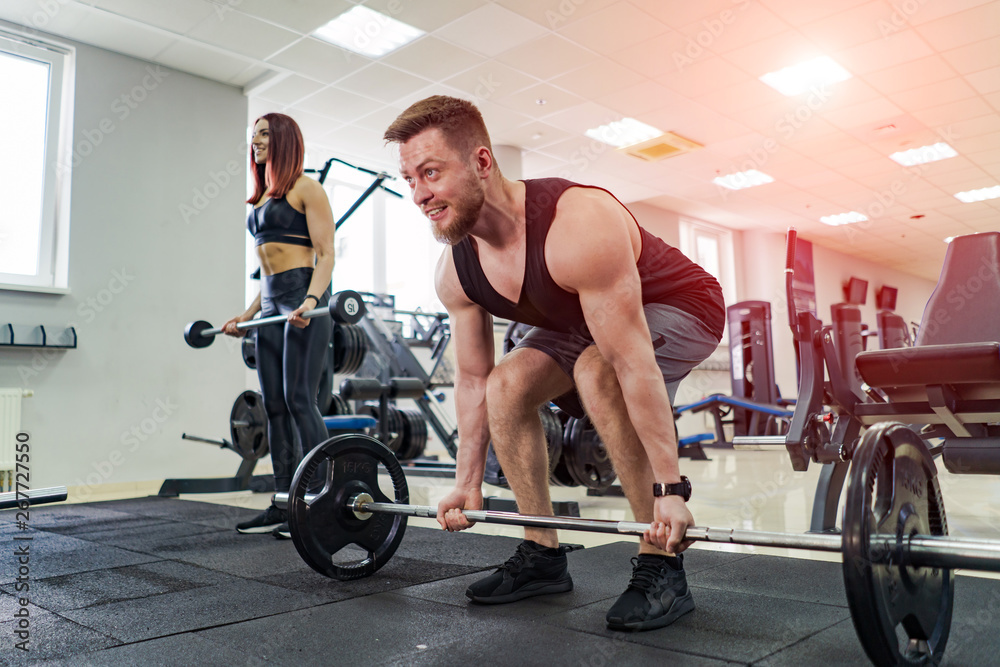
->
xmin=606 ymin=554 xmax=694 ymax=631
xmin=236 ymin=504 xmax=286 ymax=534
xmin=466 ymin=540 xmax=573 ymax=604
xmin=272 ymin=522 xmax=291 ymax=540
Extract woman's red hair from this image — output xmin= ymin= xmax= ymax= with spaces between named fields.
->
xmin=247 ymin=113 xmax=305 ymax=204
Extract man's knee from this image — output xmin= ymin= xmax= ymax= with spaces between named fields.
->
xmin=485 ymin=361 xmax=541 ymax=413
xmin=574 ymin=346 xmax=618 ymax=401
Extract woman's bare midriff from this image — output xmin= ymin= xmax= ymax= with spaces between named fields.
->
xmin=257 ymin=241 xmax=315 ymax=275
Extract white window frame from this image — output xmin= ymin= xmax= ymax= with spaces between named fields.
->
xmin=0 ymin=27 xmax=74 ymax=293
xmin=679 ymin=217 xmax=737 ymax=314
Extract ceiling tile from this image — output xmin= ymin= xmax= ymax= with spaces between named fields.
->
xmin=914 ymin=2 xmax=1000 ymax=52
xmin=941 ymin=36 xmax=1000 ymax=76
xmin=966 ymin=66 xmax=1000 ymax=95
xmin=496 ymin=34 xmax=597 ymax=81
xmin=473 ymin=100 xmax=534 ymax=137
xmin=294 ymin=86 xmax=383 ymax=123
xmin=334 ymin=63 xmax=432 ymax=104
xmin=640 ymin=0 xmax=766 ymax=29
xmin=888 ymin=78 xmax=979 ymax=113
xmin=821 ymin=98 xmax=905 ymax=132
xmin=229 ymin=63 xmax=273 ymax=88
xmin=798 ymin=1 xmax=898 ymax=52
xmin=187 ymin=10 xmax=301 ymax=60
xmin=226 ymin=0 xmax=352 ymax=34
xmin=912 ymin=97 xmax=997 ymax=127
xmin=153 ymin=40 xmax=252 ymax=83
xmin=502 ymin=121 xmax=575 ymax=152
xmin=549 ymin=59 xmax=646 ymax=99
xmin=835 ymin=29 xmax=935 ymax=76
xmin=595 ymin=80 xmax=684 ymax=117
xmin=435 ymin=4 xmax=547 ymax=57
xmin=48 ymin=5 xmax=176 ymax=61
xmin=557 ymin=2 xmax=669 ymax=57
xmin=494 ymin=0 xmax=620 ymax=29
xmin=87 ymin=0 xmax=215 ymax=34
xmin=756 ymin=0 xmax=872 ymax=27
xmin=673 ymin=2 xmax=788 ymax=55
xmin=257 ymin=74 xmax=326 ymax=106
xmin=861 ymin=55 xmax=959 ymax=95
xmin=266 ymin=37 xmax=369 ymax=85
xmin=656 ymin=56 xmax=752 ymax=99
xmin=365 ymin=0 xmax=488 ymax=32
xmin=494 ymin=83 xmax=586 ymax=118
xmin=380 ymin=37 xmax=485 ymax=82
xmin=442 ymin=62 xmax=538 ymax=102
xmin=279 ymin=107 xmax=342 ymax=142
xmin=719 ymin=30 xmax=828 ymax=78
xmin=610 ymin=31 xmax=694 ymax=80
xmin=352 ymin=104 xmax=408 ymax=136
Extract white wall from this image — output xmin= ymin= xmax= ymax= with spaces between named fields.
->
xmin=738 ymin=230 xmax=938 ymax=396
xmin=0 ymin=36 xmax=249 ymax=494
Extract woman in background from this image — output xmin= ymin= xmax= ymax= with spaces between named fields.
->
xmin=223 ymin=113 xmax=335 ymax=538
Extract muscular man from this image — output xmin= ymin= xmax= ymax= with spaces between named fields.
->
xmin=384 ymin=96 xmax=724 ymax=631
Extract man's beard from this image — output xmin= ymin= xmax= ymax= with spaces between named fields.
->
xmin=432 ymin=181 xmax=485 ymax=246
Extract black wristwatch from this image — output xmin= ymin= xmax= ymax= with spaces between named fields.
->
xmin=653 ymin=476 xmax=691 ymax=502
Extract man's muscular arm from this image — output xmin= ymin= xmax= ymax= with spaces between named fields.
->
xmin=434 ymin=249 xmax=495 ymax=531
xmin=546 ymin=188 xmax=693 ymax=553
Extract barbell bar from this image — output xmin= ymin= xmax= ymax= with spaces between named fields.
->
xmin=270 ymin=491 xmax=1000 ymax=573
xmin=183 ymin=289 xmax=365 ymax=349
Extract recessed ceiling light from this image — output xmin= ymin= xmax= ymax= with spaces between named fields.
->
xmin=535 ymin=99 xmax=547 ymax=105
xmin=759 ymin=56 xmax=852 ymax=96
xmin=313 ymin=6 xmax=424 ymax=58
xmin=713 ymin=169 xmax=774 ymax=190
xmin=820 ymin=211 xmax=868 ymax=226
xmin=954 ymin=185 xmax=1000 ymax=203
xmin=889 ymin=142 xmax=958 ymax=167
xmin=584 ymin=118 xmax=663 ymax=149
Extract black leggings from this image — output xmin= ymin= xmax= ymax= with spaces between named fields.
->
xmin=256 ymin=268 xmax=331 ymax=493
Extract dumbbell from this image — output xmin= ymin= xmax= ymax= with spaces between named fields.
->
xmin=184 ymin=290 xmax=365 ymax=349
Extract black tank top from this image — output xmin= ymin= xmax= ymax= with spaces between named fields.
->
xmin=247 ymin=197 xmax=312 ymax=247
xmin=452 ymin=178 xmax=725 ymax=337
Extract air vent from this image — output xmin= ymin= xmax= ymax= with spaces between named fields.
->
xmin=618 ymin=132 xmax=702 ymax=162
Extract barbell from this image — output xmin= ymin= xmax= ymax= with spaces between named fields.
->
xmin=183 ymin=289 xmax=365 ymax=349
xmin=272 ymin=422 xmax=1000 ymax=666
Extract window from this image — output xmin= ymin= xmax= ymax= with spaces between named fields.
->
xmin=0 ymin=29 xmax=73 ymax=292
xmin=679 ymin=218 xmax=737 ymax=311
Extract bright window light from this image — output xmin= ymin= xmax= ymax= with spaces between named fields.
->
xmin=759 ymin=56 xmax=852 ymax=96
xmin=954 ymin=185 xmax=1000 ymax=203
xmin=314 ymin=6 xmax=425 ymax=58
xmin=585 ymin=118 xmax=663 ymax=148
xmin=819 ymin=211 xmax=868 ymax=226
xmin=713 ymin=169 xmax=774 ymax=190
xmin=889 ymin=142 xmax=958 ymax=167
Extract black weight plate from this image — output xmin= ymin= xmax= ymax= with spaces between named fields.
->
xmin=229 ymin=390 xmax=269 ymax=460
xmin=288 ymin=434 xmax=408 ymax=581
xmin=357 ymin=403 xmax=405 ymax=453
xmin=483 ymin=443 xmax=509 ymax=489
xmin=330 ymin=290 xmax=365 ymax=324
xmin=241 ymin=333 xmax=257 ymax=369
xmin=184 ymin=320 xmax=214 ymax=349
xmin=843 ymin=422 xmax=953 ymax=666
xmin=562 ymin=416 xmax=617 ymax=491
xmin=397 ymin=408 xmax=428 ymax=460
xmin=325 ymin=393 xmax=352 ymax=417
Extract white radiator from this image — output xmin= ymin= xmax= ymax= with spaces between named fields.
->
xmin=0 ymin=388 xmax=32 ymax=477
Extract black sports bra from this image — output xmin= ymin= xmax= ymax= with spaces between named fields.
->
xmin=247 ymin=198 xmax=312 ymax=247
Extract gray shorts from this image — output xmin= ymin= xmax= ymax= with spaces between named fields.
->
xmin=515 ymin=304 xmax=722 ymax=418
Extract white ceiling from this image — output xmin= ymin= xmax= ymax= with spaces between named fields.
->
xmin=4 ymin=0 xmax=999 ymax=280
